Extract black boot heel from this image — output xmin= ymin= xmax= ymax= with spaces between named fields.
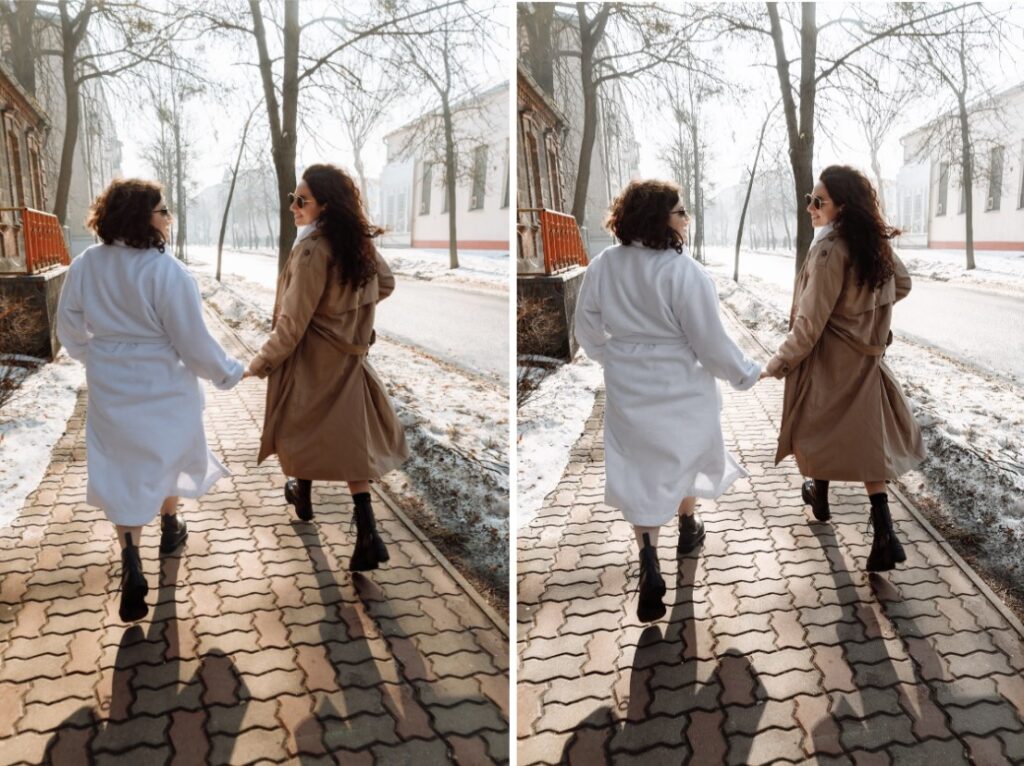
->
xmin=159 ymin=513 xmax=188 ymax=554
xmin=285 ymin=479 xmax=313 ymax=521
xmin=119 ymin=533 xmax=149 ymax=622
xmin=637 ymin=533 xmax=666 ymax=623
xmin=350 ymin=493 xmax=388 ymax=571
xmin=866 ymin=493 xmax=906 ymax=572
xmin=802 ymin=479 xmax=831 ymax=521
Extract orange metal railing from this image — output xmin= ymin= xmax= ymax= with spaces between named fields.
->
xmin=517 ymin=208 xmax=588 ymax=275
xmin=0 ymin=207 xmax=70 ymax=274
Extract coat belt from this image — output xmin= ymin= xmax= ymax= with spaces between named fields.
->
xmin=825 ymin=323 xmax=887 ymax=356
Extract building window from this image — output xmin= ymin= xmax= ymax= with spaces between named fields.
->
xmin=469 ymin=144 xmax=487 ymax=211
xmin=1018 ymin=140 xmax=1024 ymax=209
xmin=419 ymin=162 xmax=432 ymax=216
xmin=501 ymin=140 xmax=509 ymax=209
xmin=987 ymin=145 xmax=1004 ymax=211
xmin=936 ymin=161 xmax=949 ymax=216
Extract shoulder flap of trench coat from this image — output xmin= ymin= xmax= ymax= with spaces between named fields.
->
xmin=300 ymin=234 xmax=381 ymax=313
xmin=818 ymin=234 xmax=897 ymax=317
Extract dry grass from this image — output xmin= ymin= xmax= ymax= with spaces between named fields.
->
xmin=517 ymin=296 xmax=562 ymax=408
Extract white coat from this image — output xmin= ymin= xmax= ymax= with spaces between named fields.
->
xmin=56 ymin=243 xmax=244 ymax=526
xmin=574 ymin=244 xmax=761 ymax=526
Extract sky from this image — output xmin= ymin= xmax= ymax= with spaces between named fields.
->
xmin=114 ymin=0 xmax=510 ymax=195
xmin=630 ymin=2 xmax=1024 ymax=197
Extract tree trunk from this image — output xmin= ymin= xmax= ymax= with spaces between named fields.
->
xmin=251 ymin=0 xmax=298 ymax=273
xmin=442 ymin=96 xmax=459 ymax=269
xmin=53 ymin=30 xmax=81 ymax=224
xmin=870 ymin=144 xmax=885 ymax=216
xmin=353 ymin=142 xmax=367 ymax=200
xmin=957 ymin=94 xmax=975 ymax=270
xmin=173 ymin=92 xmax=186 ymax=262
xmin=690 ymin=121 xmax=703 ymax=263
xmin=571 ymin=5 xmax=603 ymax=227
xmin=768 ymin=2 xmax=816 ymax=275
xmin=217 ymin=109 xmax=255 ymax=281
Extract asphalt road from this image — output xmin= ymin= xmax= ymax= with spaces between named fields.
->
xmin=711 ymin=248 xmax=1024 ymax=382
xmin=375 ymin=277 xmax=509 ymax=383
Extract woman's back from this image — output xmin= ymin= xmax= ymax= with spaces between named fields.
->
xmin=68 ymin=243 xmax=186 ymax=344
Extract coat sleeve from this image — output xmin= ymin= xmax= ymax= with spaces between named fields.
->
xmin=157 ymin=264 xmax=244 ymax=390
xmin=573 ymin=256 xmax=607 ymax=364
xmin=376 ymin=252 xmax=396 ymax=302
xmin=893 ymin=252 xmax=912 ymax=303
xmin=249 ymin=246 xmax=328 ymax=378
xmin=56 ymin=258 xmax=90 ymax=362
xmin=674 ymin=267 xmax=761 ymax=390
xmin=766 ymin=246 xmax=845 ymax=377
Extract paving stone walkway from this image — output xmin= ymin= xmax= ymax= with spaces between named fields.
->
xmin=0 ymin=312 xmax=509 ymax=765
xmin=517 ymin=312 xmax=1024 ymax=765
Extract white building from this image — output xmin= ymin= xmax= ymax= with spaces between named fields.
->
xmin=896 ymin=82 xmax=1024 ymax=250
xmin=378 ymin=82 xmax=509 ymax=251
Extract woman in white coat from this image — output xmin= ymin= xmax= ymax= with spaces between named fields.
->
xmin=574 ymin=180 xmax=761 ymax=623
xmin=57 ymin=179 xmax=244 ymax=623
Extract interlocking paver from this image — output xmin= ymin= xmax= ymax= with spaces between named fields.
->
xmin=517 ymin=311 xmax=1024 ymax=763
xmin=0 ymin=310 xmax=508 ymax=763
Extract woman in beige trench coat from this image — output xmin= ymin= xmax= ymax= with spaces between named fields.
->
xmin=763 ymin=165 xmax=925 ymax=572
xmin=244 ymin=163 xmax=409 ymax=571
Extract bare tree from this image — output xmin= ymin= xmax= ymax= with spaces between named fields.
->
xmin=735 ymin=102 xmax=778 ymax=282
xmin=389 ymin=0 xmax=503 ymax=270
xmin=216 ymin=104 xmax=258 ymax=282
xmin=723 ymin=2 xmax=972 ymax=272
xmin=897 ymin=3 xmax=1018 ymax=270
xmin=39 ymin=1 xmax=192 ymax=224
xmin=532 ymin=3 xmax=714 ymax=226
xmin=199 ymin=0 xmax=462 ymax=273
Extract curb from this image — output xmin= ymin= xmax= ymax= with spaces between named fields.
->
xmin=721 ymin=298 xmax=1024 ymax=645
xmin=204 ymin=304 xmax=509 ymax=640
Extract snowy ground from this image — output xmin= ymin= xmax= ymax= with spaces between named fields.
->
xmin=191 ymin=269 xmax=510 ymax=597
xmin=0 ymin=353 xmax=85 ymax=529
xmin=516 ymin=355 xmax=604 ymax=528
xmin=705 ymin=245 xmax=1024 ymax=597
xmin=187 ymin=244 xmax=509 ymax=292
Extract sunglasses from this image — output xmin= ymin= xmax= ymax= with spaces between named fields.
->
xmin=153 ymin=207 xmax=172 ymax=218
xmin=287 ymin=192 xmax=310 ymax=209
xmin=804 ymin=193 xmax=829 ymax=210
xmin=670 ymin=208 xmax=688 ymax=218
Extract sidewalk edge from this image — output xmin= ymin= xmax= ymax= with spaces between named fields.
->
xmin=720 ymin=299 xmax=1024 ymax=645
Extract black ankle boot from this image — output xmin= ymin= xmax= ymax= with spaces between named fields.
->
xmin=350 ymin=492 xmax=389 ymax=572
xmin=119 ymin=533 xmax=149 ymax=622
xmin=865 ymin=493 xmax=907 ymax=572
xmin=159 ymin=513 xmax=188 ymax=554
xmin=285 ymin=478 xmax=313 ymax=521
xmin=802 ymin=479 xmax=831 ymax=521
xmin=637 ymin=533 xmax=666 ymax=623
xmin=677 ymin=513 xmax=706 ymax=554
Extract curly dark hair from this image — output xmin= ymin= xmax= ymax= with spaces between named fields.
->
xmin=604 ymin=179 xmax=686 ymax=254
xmin=85 ymin=178 xmax=166 ymax=252
xmin=819 ymin=165 xmax=901 ymax=291
xmin=302 ymin=164 xmax=383 ymax=288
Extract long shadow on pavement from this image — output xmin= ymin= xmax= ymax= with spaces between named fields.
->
xmin=43 ymin=553 xmax=251 ymax=764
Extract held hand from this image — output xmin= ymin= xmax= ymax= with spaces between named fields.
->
xmin=759 ymin=369 xmax=772 ymax=380
xmin=242 ymin=369 xmax=255 ymax=380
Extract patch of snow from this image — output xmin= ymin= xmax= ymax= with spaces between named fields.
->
xmin=190 ymin=268 xmax=510 ymax=588
xmin=516 ymin=354 xmax=604 ymax=528
xmin=0 ymin=352 xmax=85 ymax=528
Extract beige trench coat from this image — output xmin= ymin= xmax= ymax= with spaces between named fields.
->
xmin=250 ymin=232 xmax=409 ymax=481
xmin=766 ymin=231 xmax=925 ymax=481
